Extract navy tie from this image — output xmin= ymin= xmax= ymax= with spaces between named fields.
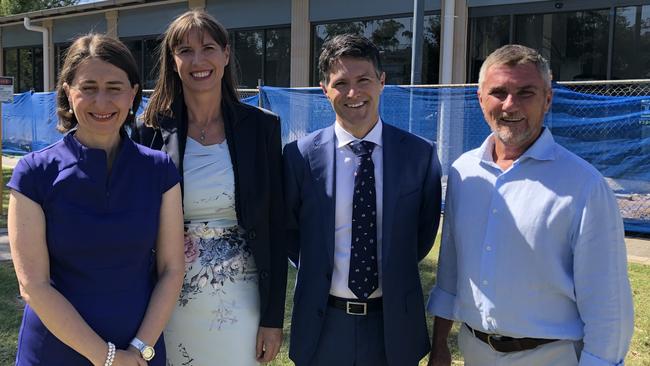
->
xmin=348 ymin=140 xmax=378 ymax=299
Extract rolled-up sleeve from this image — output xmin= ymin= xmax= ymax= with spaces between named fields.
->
xmin=574 ymin=179 xmax=634 ymax=366
xmin=427 ymin=169 xmax=459 ymax=320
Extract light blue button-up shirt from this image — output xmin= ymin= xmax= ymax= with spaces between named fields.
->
xmin=428 ymin=128 xmax=634 ymax=366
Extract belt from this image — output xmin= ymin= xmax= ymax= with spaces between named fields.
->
xmin=327 ymin=295 xmax=382 ymax=315
xmin=465 ymin=324 xmax=558 ymax=353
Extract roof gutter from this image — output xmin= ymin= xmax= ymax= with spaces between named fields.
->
xmin=23 ymin=17 xmax=50 ymax=91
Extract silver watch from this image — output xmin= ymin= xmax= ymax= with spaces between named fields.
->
xmin=130 ymin=337 xmax=155 ymax=361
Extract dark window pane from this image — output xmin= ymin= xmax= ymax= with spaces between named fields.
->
xmin=423 ymin=15 xmax=441 ymax=84
xmin=559 ymin=10 xmax=609 ymax=80
xmin=613 ymin=5 xmax=650 ymax=79
xmin=55 ymin=43 xmax=71 ymax=85
xmin=264 ymin=28 xmax=290 ymax=87
xmin=313 ymin=21 xmax=365 ymax=83
xmin=123 ymin=40 xmax=143 ymax=81
xmin=468 ymin=15 xmax=510 ymax=83
xmin=233 ymin=30 xmax=264 ymax=88
xmin=19 ymin=48 xmax=34 ymax=92
xmin=4 ymin=48 xmax=18 ymax=92
xmin=313 ymin=15 xmax=440 ymax=85
xmin=143 ymin=39 xmax=161 ymax=89
xmin=33 ymin=47 xmax=43 ymax=91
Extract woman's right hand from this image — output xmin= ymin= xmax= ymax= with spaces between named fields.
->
xmin=111 ymin=349 xmax=148 ymax=366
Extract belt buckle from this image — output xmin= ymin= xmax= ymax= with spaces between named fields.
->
xmin=346 ymin=301 xmax=367 ymax=315
xmin=486 ymin=334 xmax=503 ymax=352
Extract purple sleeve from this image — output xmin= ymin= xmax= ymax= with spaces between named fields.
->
xmin=160 ymin=154 xmax=181 ymax=194
xmin=6 ymin=155 xmax=43 ymax=205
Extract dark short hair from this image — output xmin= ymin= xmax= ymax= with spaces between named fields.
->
xmin=56 ymin=34 xmax=142 ymax=132
xmin=318 ymin=34 xmax=383 ymax=83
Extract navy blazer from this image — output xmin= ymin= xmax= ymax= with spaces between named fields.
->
xmin=283 ymin=123 xmax=442 ymax=365
xmin=132 ymin=98 xmax=287 ymax=328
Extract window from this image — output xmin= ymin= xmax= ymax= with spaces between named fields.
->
xmin=467 ymin=15 xmax=510 ymax=83
xmin=468 ymin=6 xmax=644 ymax=82
xmin=613 ymin=5 xmax=650 ymax=79
xmin=123 ymin=37 xmax=161 ymax=90
xmin=230 ymin=27 xmax=291 ymax=88
xmin=3 ymin=46 xmax=44 ymax=92
xmin=515 ymin=10 xmax=609 ymax=81
xmin=313 ymin=14 xmax=441 ymax=85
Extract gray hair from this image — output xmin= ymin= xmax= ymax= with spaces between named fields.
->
xmin=478 ymin=44 xmax=552 ymax=90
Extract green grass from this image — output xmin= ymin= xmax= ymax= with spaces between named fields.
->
xmin=0 ymin=262 xmax=21 ymax=365
xmin=0 ymin=167 xmax=12 ymax=228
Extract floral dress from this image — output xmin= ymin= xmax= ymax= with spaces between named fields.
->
xmin=165 ymin=138 xmax=260 ymax=366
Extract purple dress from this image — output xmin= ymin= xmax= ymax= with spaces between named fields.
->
xmin=7 ymin=131 xmax=179 ymax=366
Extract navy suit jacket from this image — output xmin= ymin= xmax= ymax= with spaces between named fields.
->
xmin=283 ymin=122 xmax=442 ymax=365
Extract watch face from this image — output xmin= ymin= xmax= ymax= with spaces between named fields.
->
xmin=142 ymin=346 xmax=155 ymax=361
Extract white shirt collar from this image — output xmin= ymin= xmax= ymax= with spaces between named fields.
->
xmin=334 ymin=118 xmax=383 ymax=149
xmin=475 ymin=127 xmax=556 ymax=164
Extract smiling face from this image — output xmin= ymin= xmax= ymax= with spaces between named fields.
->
xmin=64 ymin=58 xmax=138 ymax=140
xmin=320 ymin=57 xmax=385 ymax=137
xmin=172 ymin=29 xmax=229 ymax=96
xmin=478 ymin=62 xmax=552 ymax=155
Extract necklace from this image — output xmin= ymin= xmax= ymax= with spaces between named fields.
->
xmin=199 ymin=123 xmax=209 ymax=142
xmin=191 ymin=115 xmax=223 ymax=143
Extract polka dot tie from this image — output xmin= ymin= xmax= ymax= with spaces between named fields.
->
xmin=348 ymin=140 xmax=378 ymax=299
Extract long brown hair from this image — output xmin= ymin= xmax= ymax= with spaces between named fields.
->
xmin=56 ymin=34 xmax=142 ymax=132
xmin=143 ymin=9 xmax=240 ymax=127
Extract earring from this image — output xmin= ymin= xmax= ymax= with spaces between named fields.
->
xmin=68 ymin=108 xmax=74 ymax=115
xmin=129 ymin=108 xmax=134 ymax=116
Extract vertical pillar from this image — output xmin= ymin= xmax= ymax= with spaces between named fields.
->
xmin=188 ymin=0 xmax=206 ymax=9
xmin=290 ymin=0 xmax=310 ymax=87
xmin=42 ymin=19 xmax=55 ymax=91
xmin=437 ymin=0 xmax=468 ymax=176
xmin=0 ymin=28 xmax=4 ymax=76
xmin=105 ymin=10 xmax=118 ymax=38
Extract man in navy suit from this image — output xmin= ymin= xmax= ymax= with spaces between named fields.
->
xmin=283 ymin=34 xmax=442 ymax=366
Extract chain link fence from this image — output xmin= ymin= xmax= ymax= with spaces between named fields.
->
xmin=553 ymin=80 xmax=650 ymax=231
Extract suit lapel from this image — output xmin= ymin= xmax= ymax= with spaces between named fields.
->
xmin=381 ymin=124 xmax=405 ymax=267
xmin=229 ymin=104 xmax=256 ymax=228
xmin=307 ymin=127 xmax=336 ymax=269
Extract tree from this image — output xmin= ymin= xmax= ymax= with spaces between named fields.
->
xmin=0 ymin=0 xmax=78 ymax=17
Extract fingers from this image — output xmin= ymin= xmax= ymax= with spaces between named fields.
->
xmin=256 ymin=329 xmax=265 ymax=360
xmin=255 ymin=327 xmax=283 ymax=363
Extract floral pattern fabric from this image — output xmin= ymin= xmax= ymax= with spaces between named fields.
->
xmin=165 ymin=222 xmax=260 ymax=366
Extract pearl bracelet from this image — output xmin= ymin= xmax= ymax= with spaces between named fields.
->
xmin=104 ymin=342 xmax=116 ymax=366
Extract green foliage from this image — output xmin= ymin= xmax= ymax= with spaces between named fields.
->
xmin=0 ymin=0 xmax=78 ymax=17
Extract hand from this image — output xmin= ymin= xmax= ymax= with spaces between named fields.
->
xmin=427 ymin=343 xmax=451 ymax=366
xmin=256 ymin=326 xmax=282 ymax=363
xmin=111 ymin=348 xmax=148 ymax=366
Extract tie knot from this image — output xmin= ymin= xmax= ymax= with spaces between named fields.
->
xmin=349 ymin=140 xmax=375 ymax=156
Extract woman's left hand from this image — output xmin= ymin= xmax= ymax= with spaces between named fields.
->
xmin=112 ymin=348 xmax=148 ymax=366
xmin=255 ymin=326 xmax=282 ymax=363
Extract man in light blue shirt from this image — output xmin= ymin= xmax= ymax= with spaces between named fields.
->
xmin=427 ymin=44 xmax=634 ymax=366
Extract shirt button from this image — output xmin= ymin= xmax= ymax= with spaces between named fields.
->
xmin=482 ymin=280 xmax=488 ymax=286
xmin=492 ymin=208 xmax=497 ymax=214
xmin=486 ymin=246 xmax=492 ymax=251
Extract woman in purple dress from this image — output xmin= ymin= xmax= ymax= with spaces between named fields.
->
xmin=7 ymin=34 xmax=185 ymax=366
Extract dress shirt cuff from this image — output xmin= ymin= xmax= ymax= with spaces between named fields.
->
xmin=578 ymin=350 xmax=623 ymax=366
xmin=426 ymin=286 xmax=456 ymax=320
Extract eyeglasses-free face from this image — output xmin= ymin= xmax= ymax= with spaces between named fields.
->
xmin=64 ymin=58 xmax=138 ymax=142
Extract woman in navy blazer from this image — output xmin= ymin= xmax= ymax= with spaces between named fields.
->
xmin=131 ymin=10 xmax=286 ymax=366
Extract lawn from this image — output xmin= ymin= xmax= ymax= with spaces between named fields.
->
xmin=1 ymin=258 xmax=648 ymax=365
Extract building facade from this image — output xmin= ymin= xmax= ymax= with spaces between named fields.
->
xmin=1 ymin=0 xmax=649 ymax=93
